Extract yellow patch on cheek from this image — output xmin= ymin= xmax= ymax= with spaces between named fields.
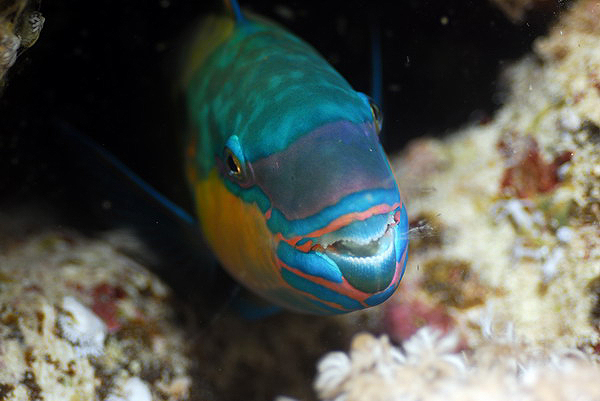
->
xmin=189 ymin=169 xmax=282 ymax=292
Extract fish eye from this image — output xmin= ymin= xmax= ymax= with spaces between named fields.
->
xmin=222 ymin=135 xmax=254 ymax=185
xmin=224 ymin=148 xmax=243 ymax=178
xmin=368 ymin=98 xmax=383 ymax=134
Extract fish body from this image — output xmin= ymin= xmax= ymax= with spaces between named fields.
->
xmin=182 ymin=4 xmax=408 ymax=314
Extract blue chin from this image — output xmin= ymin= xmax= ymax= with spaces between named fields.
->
xmin=275 ymin=206 xmax=409 ymax=311
xmin=324 ymin=219 xmax=398 ymax=293
xmin=320 ymin=207 xmax=407 ymax=293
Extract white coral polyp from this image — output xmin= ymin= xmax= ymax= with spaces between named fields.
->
xmin=314 ymin=351 xmax=352 ymax=400
xmin=58 ymin=296 xmax=107 ymax=357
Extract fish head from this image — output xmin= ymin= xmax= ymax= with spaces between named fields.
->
xmin=191 ymin=98 xmax=408 ymax=314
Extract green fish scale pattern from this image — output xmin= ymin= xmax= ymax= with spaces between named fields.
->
xmin=186 ymin=20 xmax=372 ymax=176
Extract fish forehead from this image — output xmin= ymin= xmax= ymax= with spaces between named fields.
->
xmin=186 ymin=19 xmax=372 ymax=174
xmin=252 ymin=120 xmax=398 ymax=222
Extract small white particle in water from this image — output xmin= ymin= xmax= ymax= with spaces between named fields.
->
xmin=58 ymin=296 xmax=107 ymax=357
xmin=440 ymin=16 xmax=449 ymax=25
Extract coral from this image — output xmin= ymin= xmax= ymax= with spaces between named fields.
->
xmin=391 ymin=0 xmax=600 ymax=351
xmin=0 ymin=217 xmax=192 ymax=401
xmin=106 ymin=377 xmax=153 ymax=401
xmin=313 ymin=327 xmax=600 ymax=401
xmin=58 ymin=296 xmax=108 ymax=357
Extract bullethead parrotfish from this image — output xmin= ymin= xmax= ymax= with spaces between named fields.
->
xmin=180 ymin=0 xmax=409 ymax=314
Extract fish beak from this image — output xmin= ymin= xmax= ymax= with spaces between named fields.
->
xmin=310 ymin=209 xmax=403 ymax=293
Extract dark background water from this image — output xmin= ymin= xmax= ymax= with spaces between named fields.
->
xmin=0 ymin=0 xmax=561 ymax=210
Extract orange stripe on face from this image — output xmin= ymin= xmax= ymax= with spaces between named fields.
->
xmin=275 ymin=201 xmax=402 ymax=247
xmin=276 ymin=258 xmax=385 ymax=306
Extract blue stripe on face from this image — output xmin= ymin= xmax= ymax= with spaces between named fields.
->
xmin=280 ymin=268 xmax=364 ymax=310
xmin=364 ymin=278 xmax=401 ymax=306
xmin=267 ymin=187 xmax=400 ymax=238
xmin=266 ymin=288 xmax=346 ymax=314
xmin=276 ymin=241 xmax=343 ymax=283
xmin=364 ymin=206 xmax=409 ymax=306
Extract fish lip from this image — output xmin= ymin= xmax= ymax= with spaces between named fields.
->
xmin=309 ymin=211 xmax=398 ymax=259
xmin=309 ymin=211 xmax=400 ymax=294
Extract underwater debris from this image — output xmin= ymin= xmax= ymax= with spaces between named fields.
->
xmin=406 ymin=212 xmax=444 ymax=254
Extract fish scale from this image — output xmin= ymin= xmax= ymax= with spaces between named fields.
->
xmin=183 ymin=0 xmax=409 ymax=314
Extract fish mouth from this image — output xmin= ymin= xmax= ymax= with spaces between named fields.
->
xmin=310 ymin=211 xmax=400 ymax=293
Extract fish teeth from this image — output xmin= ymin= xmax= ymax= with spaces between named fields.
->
xmin=315 ymin=213 xmax=396 ymax=248
xmin=333 ymin=229 xmax=395 ymax=262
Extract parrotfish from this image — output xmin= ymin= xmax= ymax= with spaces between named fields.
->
xmin=180 ymin=0 xmax=409 ymax=314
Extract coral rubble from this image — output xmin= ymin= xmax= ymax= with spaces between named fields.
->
xmin=0 ymin=218 xmax=191 ymax=401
